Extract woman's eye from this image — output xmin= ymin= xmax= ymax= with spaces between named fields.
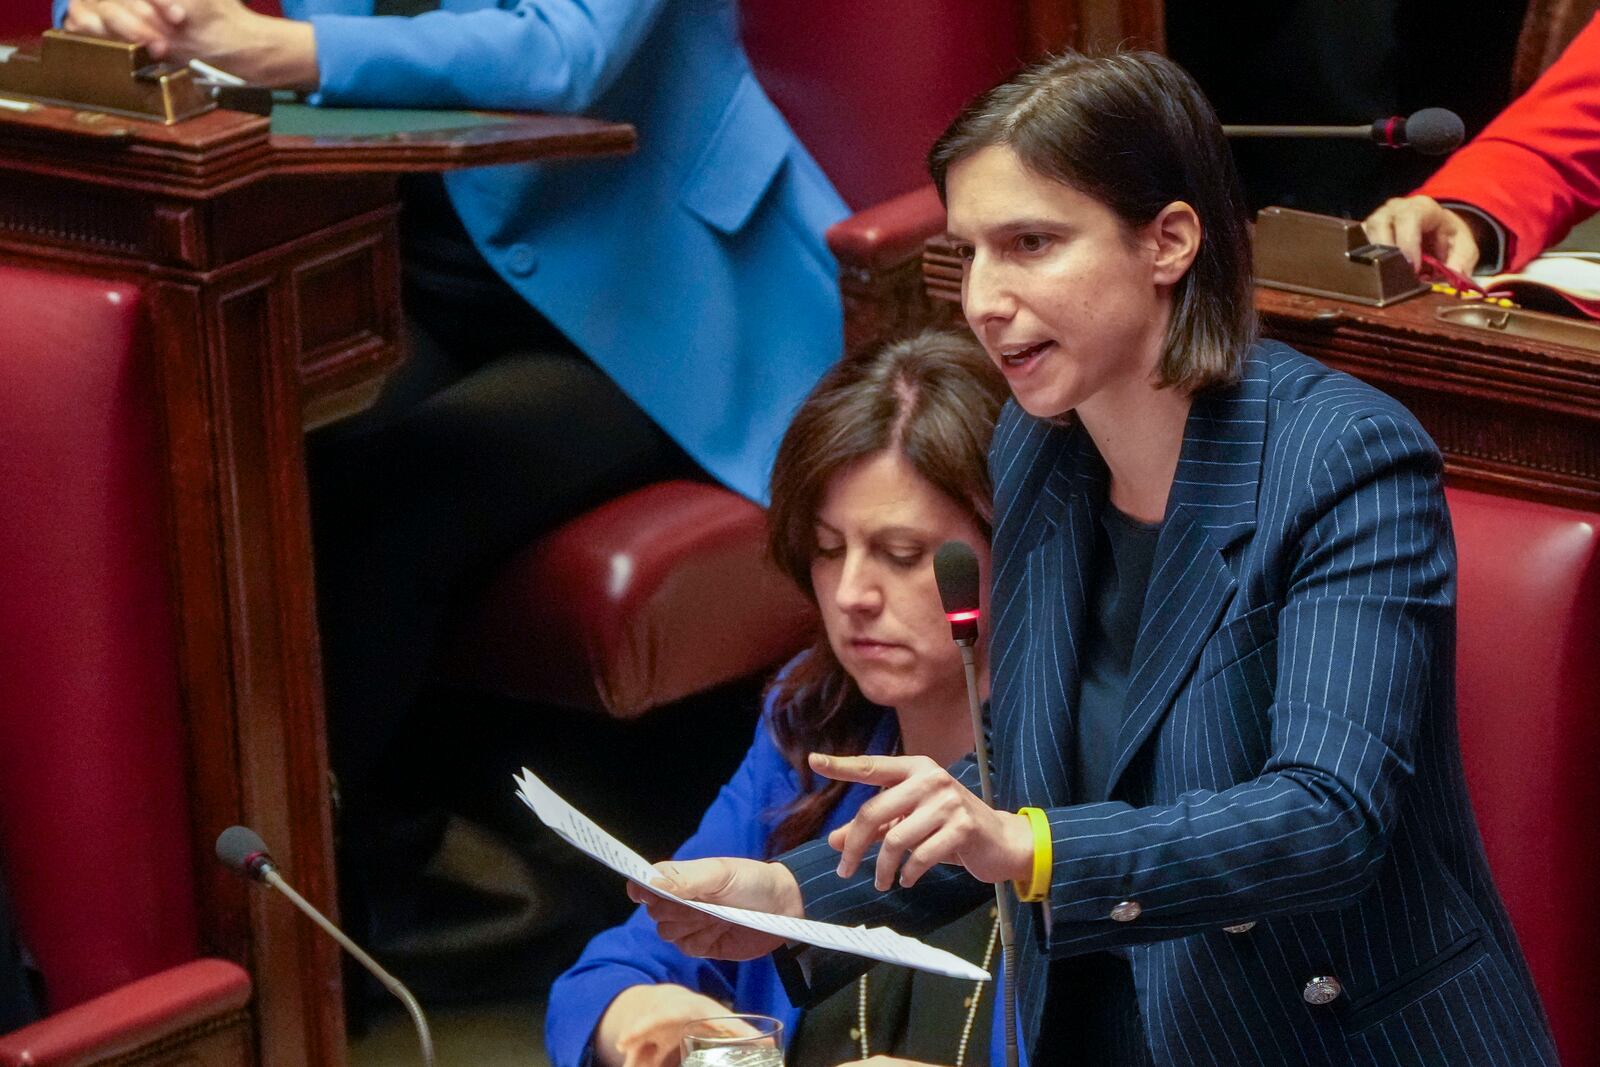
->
xmin=885 ymin=549 xmax=924 ymax=568
xmin=1016 ymin=233 xmax=1051 ymax=253
xmin=953 ymin=243 xmax=975 ymax=262
xmin=814 ymin=544 xmax=844 ymax=560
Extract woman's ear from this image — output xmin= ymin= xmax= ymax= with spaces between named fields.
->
xmin=1149 ymin=201 xmax=1202 ymax=286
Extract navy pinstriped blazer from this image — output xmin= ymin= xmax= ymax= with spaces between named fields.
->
xmin=779 ymin=343 xmax=1556 ymax=1065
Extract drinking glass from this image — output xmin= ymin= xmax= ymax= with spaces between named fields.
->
xmin=680 ymin=1014 xmax=784 ymax=1067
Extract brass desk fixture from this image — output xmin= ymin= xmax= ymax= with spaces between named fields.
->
xmin=1254 ymin=206 xmax=1428 ymax=307
xmin=1436 ymin=302 xmax=1600 ymax=354
xmin=0 ymin=30 xmax=212 ymax=123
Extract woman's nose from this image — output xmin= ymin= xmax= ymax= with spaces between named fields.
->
xmin=962 ymin=254 xmax=1013 ymax=327
xmin=833 ymin=553 xmax=881 ymax=614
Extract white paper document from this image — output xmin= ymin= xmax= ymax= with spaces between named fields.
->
xmin=513 ymin=767 xmax=990 ymax=982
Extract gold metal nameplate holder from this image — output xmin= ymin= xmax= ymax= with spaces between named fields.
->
xmin=1254 ymin=206 xmax=1427 ymax=307
xmin=0 ymin=30 xmax=212 ymax=124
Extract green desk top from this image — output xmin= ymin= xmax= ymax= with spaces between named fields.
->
xmin=269 ymin=102 xmax=511 ymax=138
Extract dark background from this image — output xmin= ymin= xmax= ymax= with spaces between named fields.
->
xmin=1167 ymin=0 xmax=1527 ymax=218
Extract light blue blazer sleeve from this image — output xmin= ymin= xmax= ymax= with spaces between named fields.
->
xmin=48 ymin=0 xmax=673 ymax=111
xmin=283 ymin=0 xmax=673 ymax=110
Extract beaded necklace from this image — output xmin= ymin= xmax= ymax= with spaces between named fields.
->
xmin=854 ymin=914 xmax=1001 ymax=1066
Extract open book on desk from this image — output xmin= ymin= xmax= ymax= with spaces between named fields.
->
xmin=513 ymin=767 xmax=990 ymax=982
xmin=1476 ymin=252 xmax=1600 ymax=318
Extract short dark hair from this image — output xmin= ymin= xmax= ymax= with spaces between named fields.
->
xmin=763 ymin=329 xmax=1006 ymax=854
xmin=929 ymin=50 xmax=1256 ymax=391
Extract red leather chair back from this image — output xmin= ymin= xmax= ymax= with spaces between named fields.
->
xmin=0 ymin=264 xmax=197 ymax=1011
xmin=1448 ymin=485 xmax=1600 ymax=1065
xmin=742 ymin=0 xmax=1025 ymax=210
xmin=0 ymin=7 xmax=47 ymax=35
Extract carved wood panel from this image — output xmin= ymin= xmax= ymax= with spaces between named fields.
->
xmin=1023 ymin=0 xmax=1165 ymax=56
xmin=1513 ymin=0 xmax=1599 ymax=96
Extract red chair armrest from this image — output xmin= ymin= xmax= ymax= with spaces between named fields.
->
xmin=0 ymin=959 xmax=250 ymax=1066
xmin=442 ymin=481 xmax=814 ymax=718
xmin=826 ymin=184 xmax=945 ymax=272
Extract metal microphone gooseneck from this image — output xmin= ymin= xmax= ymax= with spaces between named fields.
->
xmin=215 ymin=826 xmax=436 ymax=1067
xmin=1221 ymin=107 xmax=1465 ymax=155
xmin=934 ymin=541 xmax=1020 ymax=1067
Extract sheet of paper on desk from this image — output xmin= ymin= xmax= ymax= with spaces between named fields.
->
xmin=513 ymin=767 xmax=990 ymax=982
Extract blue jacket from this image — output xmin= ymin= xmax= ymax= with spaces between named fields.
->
xmin=781 ymin=344 xmax=1557 ymax=1065
xmin=546 ymin=696 xmax=1015 ymax=1067
xmin=67 ymin=0 xmax=849 ymax=501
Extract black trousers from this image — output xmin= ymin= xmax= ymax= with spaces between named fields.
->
xmin=309 ymin=271 xmax=696 ymax=818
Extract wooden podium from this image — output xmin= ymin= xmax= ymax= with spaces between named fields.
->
xmin=1256 ymin=286 xmax=1600 ymax=510
xmin=0 ymin=73 xmax=632 ymax=1066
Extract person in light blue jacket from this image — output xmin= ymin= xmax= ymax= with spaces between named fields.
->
xmin=62 ymin=0 xmax=850 ymax=824
xmin=550 ymin=331 xmax=1015 ymax=1067
xmin=59 ymin=1 xmax=846 ymax=498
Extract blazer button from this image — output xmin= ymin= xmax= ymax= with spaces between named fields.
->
xmin=1109 ymin=901 xmax=1142 ymax=922
xmin=505 ymin=243 xmax=539 ymax=276
xmin=1302 ymin=976 xmax=1343 ymax=1005
xmin=1223 ymin=921 xmax=1257 ymax=934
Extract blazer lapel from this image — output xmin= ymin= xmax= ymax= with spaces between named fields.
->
xmin=1001 ymin=426 xmax=1104 ymax=810
xmin=1102 ymin=355 xmax=1270 ymax=799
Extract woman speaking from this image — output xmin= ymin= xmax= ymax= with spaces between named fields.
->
xmin=635 ymin=51 xmax=1555 ymax=1066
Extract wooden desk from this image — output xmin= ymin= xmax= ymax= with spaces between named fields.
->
xmin=1257 ymin=287 xmax=1600 ymax=510
xmin=0 ymin=97 xmax=632 ymax=1067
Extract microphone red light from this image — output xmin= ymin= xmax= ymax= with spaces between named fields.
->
xmin=945 ymin=609 xmax=981 ymax=623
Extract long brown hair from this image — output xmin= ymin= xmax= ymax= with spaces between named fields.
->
xmin=928 ymin=50 xmax=1256 ymax=392
xmin=763 ymin=330 xmax=1006 ymax=855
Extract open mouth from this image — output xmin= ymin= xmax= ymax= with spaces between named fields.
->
xmin=999 ymin=340 xmax=1055 ymax=371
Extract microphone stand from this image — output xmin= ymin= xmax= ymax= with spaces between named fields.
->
xmin=258 ymin=867 xmax=436 ymax=1067
xmin=1221 ymin=124 xmax=1375 ymax=138
xmin=218 ymin=824 xmax=437 ymax=1067
xmin=958 ymin=641 xmax=1020 ymax=1067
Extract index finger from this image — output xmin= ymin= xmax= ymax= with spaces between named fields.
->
xmin=1362 ymin=205 xmax=1395 ymax=247
xmin=809 ymin=752 xmax=918 ymax=786
xmin=93 ymin=1 xmax=171 ymax=52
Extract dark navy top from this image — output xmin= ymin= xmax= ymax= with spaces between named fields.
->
xmin=1073 ymin=506 xmax=1162 ymax=805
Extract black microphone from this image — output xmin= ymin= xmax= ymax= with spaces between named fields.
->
xmin=1222 ymin=107 xmax=1465 ymax=155
xmin=932 ymin=541 xmax=1018 ymax=1067
xmin=934 ymin=540 xmax=982 ymax=645
xmin=215 ymin=826 xmax=436 ymax=1067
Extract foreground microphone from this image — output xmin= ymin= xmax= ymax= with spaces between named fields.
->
xmin=1222 ymin=107 xmax=1465 ymax=155
xmin=216 ymin=826 xmax=436 ymax=1067
xmin=933 ymin=541 xmax=1018 ymax=1067
xmin=934 ymin=539 xmax=982 ymax=645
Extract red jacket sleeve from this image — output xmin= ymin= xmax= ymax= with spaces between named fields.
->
xmin=1416 ymin=14 xmax=1600 ymax=271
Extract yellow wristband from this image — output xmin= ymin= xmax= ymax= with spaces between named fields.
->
xmin=1013 ymin=807 xmax=1052 ymax=903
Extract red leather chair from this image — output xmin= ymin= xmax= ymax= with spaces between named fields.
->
xmin=1450 ymin=486 xmax=1600 ymax=1066
xmin=0 ymin=263 xmax=251 ymax=1065
xmin=443 ymin=3 xmax=1027 ymax=718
